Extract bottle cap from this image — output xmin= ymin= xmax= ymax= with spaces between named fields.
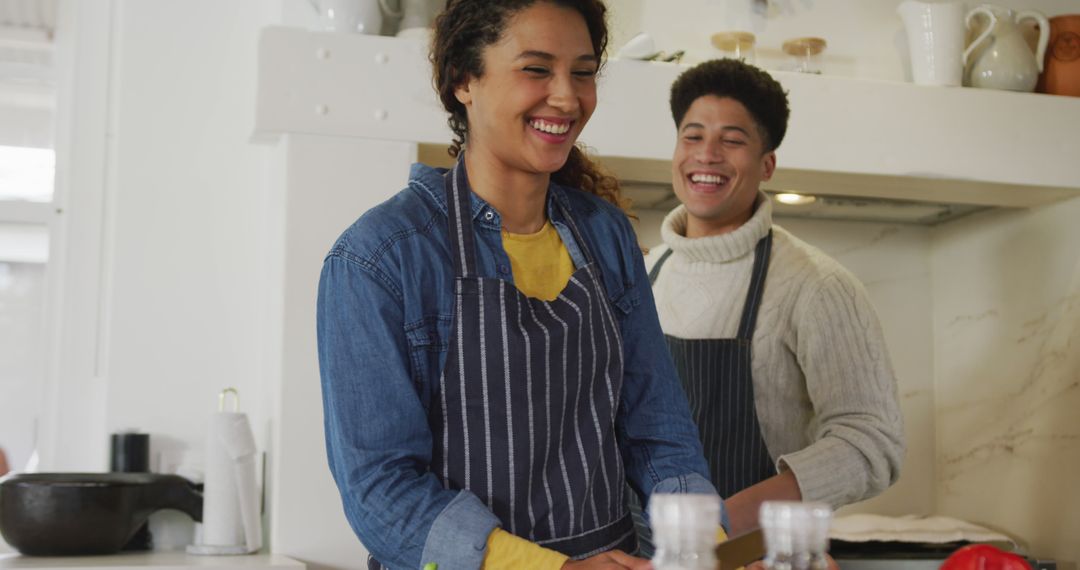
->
xmin=759 ymin=501 xmax=832 ymax=554
xmin=649 ymin=493 xmax=720 ymax=551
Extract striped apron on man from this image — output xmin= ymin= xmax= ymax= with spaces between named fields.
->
xmin=630 ymin=231 xmax=776 ymax=556
xmin=369 ymin=159 xmax=636 ymax=568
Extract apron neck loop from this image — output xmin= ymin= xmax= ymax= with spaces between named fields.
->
xmin=551 ymin=190 xmax=596 ymax=267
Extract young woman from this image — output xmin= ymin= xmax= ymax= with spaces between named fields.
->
xmin=317 ymin=1 xmax=721 ymax=568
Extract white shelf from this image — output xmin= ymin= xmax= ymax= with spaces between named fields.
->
xmin=0 ymin=552 xmax=304 ymax=570
xmin=254 ymin=26 xmax=1080 ymax=209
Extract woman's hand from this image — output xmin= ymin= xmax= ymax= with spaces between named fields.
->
xmin=562 ymin=550 xmax=652 ymax=570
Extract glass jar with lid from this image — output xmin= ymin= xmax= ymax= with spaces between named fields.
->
xmin=711 ymin=31 xmax=757 ymax=64
xmin=782 ymin=37 xmax=827 ymax=74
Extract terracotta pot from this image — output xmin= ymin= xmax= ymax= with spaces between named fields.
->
xmin=1037 ymin=14 xmax=1080 ymax=96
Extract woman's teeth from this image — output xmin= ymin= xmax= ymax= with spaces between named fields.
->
xmin=690 ymin=173 xmax=726 ymax=185
xmin=529 ymin=119 xmax=571 ymax=135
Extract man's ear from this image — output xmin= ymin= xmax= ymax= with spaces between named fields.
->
xmin=761 ymin=151 xmax=777 ymax=181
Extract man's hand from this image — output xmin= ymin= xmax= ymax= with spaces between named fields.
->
xmin=561 ymin=550 xmax=652 ymax=570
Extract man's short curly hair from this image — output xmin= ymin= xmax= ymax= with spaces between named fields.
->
xmin=669 ymin=59 xmax=790 ymax=152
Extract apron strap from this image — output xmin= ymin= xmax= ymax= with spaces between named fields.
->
xmin=736 ymin=230 xmax=773 ymax=340
xmin=444 ymin=158 xmax=480 ymax=279
xmin=648 ymin=248 xmax=675 ymax=285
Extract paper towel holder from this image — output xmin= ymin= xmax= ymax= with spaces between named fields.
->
xmin=187 ymin=388 xmax=262 ymax=556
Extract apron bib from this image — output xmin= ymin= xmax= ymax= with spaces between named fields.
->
xmin=370 ymin=161 xmax=636 ymax=568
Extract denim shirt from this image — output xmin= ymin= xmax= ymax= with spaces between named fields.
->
xmin=317 ymin=163 xmax=718 ymax=570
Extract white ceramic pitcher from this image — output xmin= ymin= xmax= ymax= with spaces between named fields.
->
xmin=898 ymin=0 xmax=967 ymax=86
xmin=311 ymin=0 xmax=398 ymax=34
xmin=965 ymin=4 xmax=1050 ymax=92
xmin=396 ymin=0 xmax=439 ymax=40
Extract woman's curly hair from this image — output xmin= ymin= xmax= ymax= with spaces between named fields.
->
xmin=430 ymin=0 xmax=632 ymax=216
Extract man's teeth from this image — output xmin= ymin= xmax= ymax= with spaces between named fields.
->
xmin=529 ymin=119 xmax=571 ymax=135
xmin=690 ymin=173 xmax=726 ymax=184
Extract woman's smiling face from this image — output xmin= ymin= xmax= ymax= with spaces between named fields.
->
xmin=454 ymin=1 xmax=599 ymax=175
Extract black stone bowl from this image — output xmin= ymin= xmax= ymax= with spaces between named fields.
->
xmin=0 ymin=473 xmax=203 ymax=556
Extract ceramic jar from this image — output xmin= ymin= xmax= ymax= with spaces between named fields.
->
xmin=1037 ymin=14 xmax=1080 ymax=97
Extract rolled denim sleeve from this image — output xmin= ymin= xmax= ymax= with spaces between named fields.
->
xmin=612 ymin=225 xmax=727 ymax=530
xmin=318 ymin=251 xmax=499 ymax=569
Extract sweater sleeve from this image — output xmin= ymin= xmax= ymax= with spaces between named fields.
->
xmin=777 ymin=270 xmax=906 ymax=508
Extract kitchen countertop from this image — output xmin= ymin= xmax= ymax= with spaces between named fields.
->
xmin=0 ymin=552 xmax=304 ymax=569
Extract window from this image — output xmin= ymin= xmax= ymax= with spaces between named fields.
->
xmin=0 ymin=13 xmax=55 ymax=476
xmin=0 ymin=145 xmax=54 ymax=201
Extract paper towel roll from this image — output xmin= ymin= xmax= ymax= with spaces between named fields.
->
xmin=188 ymin=411 xmax=262 ymax=555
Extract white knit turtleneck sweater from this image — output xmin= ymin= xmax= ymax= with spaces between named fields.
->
xmin=645 ymin=194 xmax=905 ymax=508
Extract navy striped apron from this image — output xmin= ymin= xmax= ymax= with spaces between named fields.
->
xmin=370 ymin=161 xmax=636 ymax=569
xmin=630 ymin=231 xmax=776 ymax=556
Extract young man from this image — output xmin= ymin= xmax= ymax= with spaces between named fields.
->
xmin=644 ymin=59 xmax=905 ymax=537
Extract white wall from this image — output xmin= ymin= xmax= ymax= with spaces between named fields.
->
xmin=270 ymin=135 xmax=416 ymax=569
xmin=39 ymin=0 xmax=284 ymax=536
xmin=100 ymin=0 xmax=280 ymax=471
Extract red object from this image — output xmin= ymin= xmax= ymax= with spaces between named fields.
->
xmin=940 ymin=545 xmax=1032 ymax=570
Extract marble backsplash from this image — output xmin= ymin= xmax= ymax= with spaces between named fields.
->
xmin=636 ymin=197 xmax=1080 ymax=562
xmin=931 ymin=197 xmax=1080 ymax=563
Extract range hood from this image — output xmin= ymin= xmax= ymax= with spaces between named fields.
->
xmin=622 ymin=182 xmax=986 ymax=226
xmin=416 ymin=146 xmax=986 ymax=226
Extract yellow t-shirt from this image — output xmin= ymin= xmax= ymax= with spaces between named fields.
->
xmin=483 ymin=529 xmax=568 ymax=569
xmin=501 ymin=221 xmax=575 ymax=301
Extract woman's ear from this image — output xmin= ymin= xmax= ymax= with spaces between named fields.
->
xmin=454 ymin=79 xmax=473 ymax=106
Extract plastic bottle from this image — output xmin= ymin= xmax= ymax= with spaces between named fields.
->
xmin=649 ymin=493 xmax=721 ymax=570
xmin=759 ymin=501 xmax=832 ymax=570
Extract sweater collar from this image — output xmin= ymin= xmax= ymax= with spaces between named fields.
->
xmin=661 ymin=191 xmax=773 ymax=263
